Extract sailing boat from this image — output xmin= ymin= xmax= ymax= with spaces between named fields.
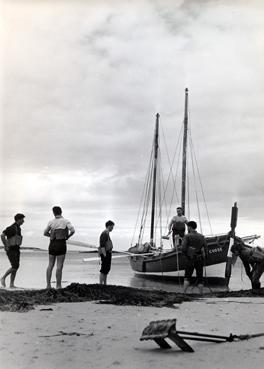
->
xmin=128 ymin=89 xmax=258 ymax=283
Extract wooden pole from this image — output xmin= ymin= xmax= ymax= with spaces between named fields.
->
xmin=225 ymin=202 xmax=238 ymax=286
xmin=150 ymin=113 xmax=159 ymax=245
xmin=181 ymin=88 xmax=188 ymax=215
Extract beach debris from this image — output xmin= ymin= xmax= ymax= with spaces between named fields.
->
xmin=10 ymin=301 xmax=34 ymax=312
xmin=39 ymin=308 xmax=53 ymax=311
xmin=140 ymin=319 xmax=264 ymax=352
xmin=39 ymin=331 xmax=94 ymax=338
xmin=140 ymin=319 xmax=194 ymax=352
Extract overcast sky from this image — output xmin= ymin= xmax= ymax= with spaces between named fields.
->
xmin=0 ymin=0 xmax=264 ymax=249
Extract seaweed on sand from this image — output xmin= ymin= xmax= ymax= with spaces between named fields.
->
xmin=0 ymin=283 xmax=191 ymax=311
xmin=0 ymin=283 xmax=263 ymax=312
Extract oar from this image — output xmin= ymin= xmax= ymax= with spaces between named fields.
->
xmin=225 ymin=202 xmax=238 ymax=287
xmin=67 ymin=240 xmax=156 ymax=261
xmin=241 ymin=234 xmax=261 ymax=243
xmin=83 ymin=255 xmax=128 ymax=262
xmin=67 ymin=240 xmax=98 ymax=250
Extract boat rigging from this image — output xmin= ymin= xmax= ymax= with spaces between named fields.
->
xmin=128 ymin=89 xmax=260 ymax=285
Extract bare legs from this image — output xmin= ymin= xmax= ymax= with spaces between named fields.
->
xmin=183 ymin=279 xmax=190 ymax=293
xmin=99 ymin=273 xmax=107 ymax=285
xmin=46 ymin=254 xmax=65 ymax=289
xmin=1 ymin=267 xmax=18 ymax=288
xmin=183 ymin=279 xmax=203 ymax=294
xmin=55 ymin=255 xmax=65 ymax=289
xmin=99 ymin=252 xmax=111 ymax=285
xmin=46 ymin=255 xmax=56 ymax=289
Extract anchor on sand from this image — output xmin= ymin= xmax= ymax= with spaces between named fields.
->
xmin=140 ymin=319 xmax=264 ymax=353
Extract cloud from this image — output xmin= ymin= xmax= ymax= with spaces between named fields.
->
xmin=1 ymin=0 xmax=264 ymax=247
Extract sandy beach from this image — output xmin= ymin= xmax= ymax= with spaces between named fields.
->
xmin=0 ymin=285 xmax=264 ymax=369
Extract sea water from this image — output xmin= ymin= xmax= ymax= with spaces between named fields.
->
xmin=0 ymin=250 xmax=262 ymax=292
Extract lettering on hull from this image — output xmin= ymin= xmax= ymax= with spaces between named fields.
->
xmin=208 ymin=247 xmax=222 ymax=254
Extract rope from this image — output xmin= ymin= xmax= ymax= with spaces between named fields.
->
xmin=154 ymin=123 xmax=183 ymax=235
xmin=165 ymin=126 xmax=183 ymax=228
xmin=189 ymin=140 xmax=203 ymax=233
xmin=174 ymin=239 xmax=181 ymax=284
xmin=160 ymin=123 xmax=183 ymax=226
xmin=158 ymin=154 xmax=163 ymax=248
xmin=137 ymin=146 xmax=154 ymax=245
xmin=131 ymin=143 xmax=154 ymax=246
xmin=203 ymin=258 xmax=213 ymax=295
xmin=160 ymin=165 xmax=169 ymax=227
xmin=189 ymin=132 xmax=213 ymax=235
xmin=152 ymin=139 xmax=167 ymax=249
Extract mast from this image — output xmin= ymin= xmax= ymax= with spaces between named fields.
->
xmin=181 ymin=88 xmax=188 ymax=215
xmin=150 ymin=113 xmax=159 ymax=245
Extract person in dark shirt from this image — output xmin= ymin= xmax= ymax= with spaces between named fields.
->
xmin=1 ymin=213 xmax=25 ymax=288
xmin=181 ymin=220 xmax=207 ymax=294
xmin=99 ymin=220 xmax=114 ymax=285
xmin=231 ymin=237 xmax=264 ymax=291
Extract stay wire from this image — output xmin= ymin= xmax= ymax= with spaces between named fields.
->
xmin=189 ymin=132 xmax=213 ymax=235
xmin=137 ymin=153 xmax=152 ymax=244
xmin=131 ymin=145 xmax=153 ymax=246
xmin=137 ymin=145 xmax=154 ymax=245
xmin=189 ymin=139 xmax=203 ymax=233
xmin=160 ymin=165 xmax=169 ymax=224
xmin=160 ymin=123 xmax=182 ymax=226
xmin=139 ymin=156 xmax=153 ymax=244
xmin=165 ymin=124 xmax=184 ymax=226
xmin=155 ymin=152 xmax=170 ymax=234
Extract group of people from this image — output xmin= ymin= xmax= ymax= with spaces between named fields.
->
xmin=1 ymin=206 xmax=115 ymax=289
xmin=1 ymin=205 xmax=263 ymax=292
xmin=168 ymin=207 xmax=207 ymax=294
xmin=168 ymin=206 xmax=264 ymax=292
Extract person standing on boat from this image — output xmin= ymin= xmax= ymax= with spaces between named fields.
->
xmin=182 ymin=221 xmax=207 ymax=294
xmin=1 ymin=213 xmax=25 ymax=288
xmin=44 ymin=206 xmax=75 ymax=289
xmin=98 ymin=220 xmax=115 ymax=285
xmin=168 ymin=207 xmax=188 ymax=246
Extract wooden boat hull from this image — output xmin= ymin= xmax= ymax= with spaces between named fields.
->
xmin=129 ymin=234 xmax=230 ymax=273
